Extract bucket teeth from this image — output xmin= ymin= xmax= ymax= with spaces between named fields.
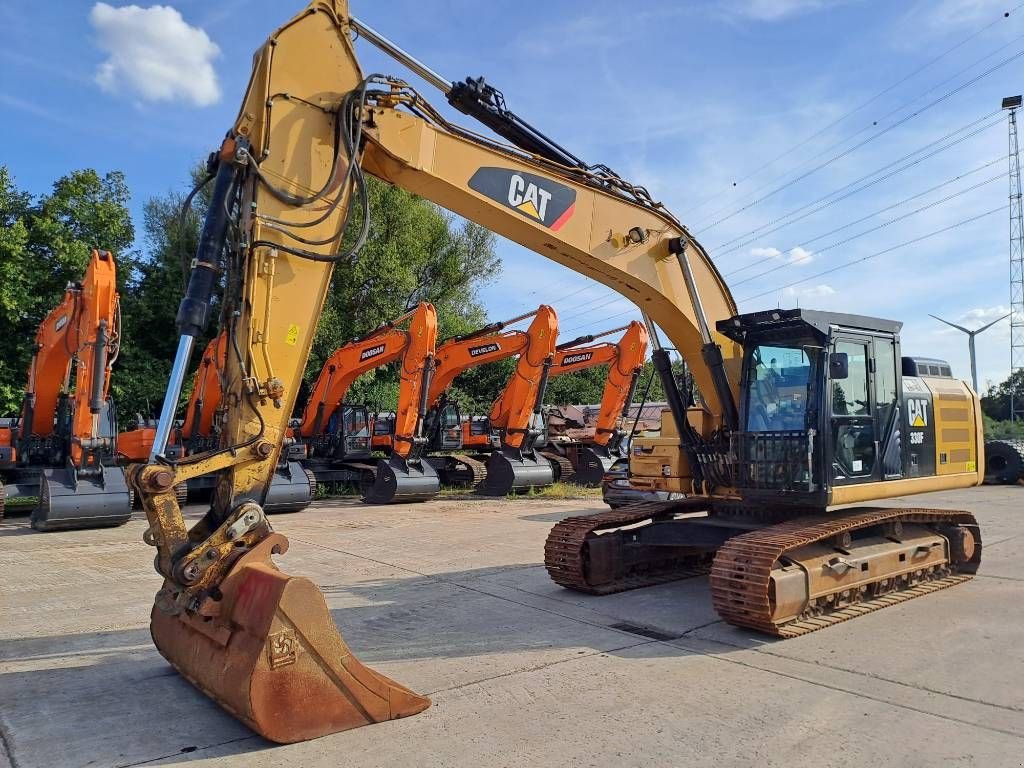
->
xmin=150 ymin=533 xmax=430 ymax=743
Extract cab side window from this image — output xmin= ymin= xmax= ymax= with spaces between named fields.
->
xmin=831 ymin=341 xmax=869 ymax=416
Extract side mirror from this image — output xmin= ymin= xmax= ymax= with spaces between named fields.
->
xmin=829 ymin=351 xmax=849 ymax=380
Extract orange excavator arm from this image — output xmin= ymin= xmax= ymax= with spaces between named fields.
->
xmin=484 ymin=307 xmax=559 ymax=449
xmin=298 ymin=303 xmax=437 ymax=459
xmin=180 ymin=333 xmax=228 ymax=442
xmin=426 ymin=306 xmax=554 ymax=406
xmin=550 ymin=321 xmax=648 ymax=448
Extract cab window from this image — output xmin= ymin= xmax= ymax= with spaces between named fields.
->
xmin=744 ymin=345 xmax=816 ymax=432
xmin=831 ymin=341 xmax=869 ymax=416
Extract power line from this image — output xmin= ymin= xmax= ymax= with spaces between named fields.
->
xmin=740 ymin=205 xmax=1008 ymax=303
xmin=710 ymin=110 xmax=1004 ymax=258
xmin=683 ymin=3 xmax=1023 ymax=220
xmin=727 ymin=165 xmax=1006 ymax=282
xmin=693 ymin=47 xmax=1024 ymax=235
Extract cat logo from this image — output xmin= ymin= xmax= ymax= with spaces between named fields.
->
xmin=907 ymin=398 xmax=929 ymax=428
xmin=469 ymin=342 xmax=501 ymax=357
xmin=54 ymin=314 xmax=68 ymax=333
xmin=468 ymin=167 xmax=577 ymax=231
xmin=560 ymin=352 xmax=593 ymax=366
xmin=359 ymin=344 xmax=386 ymax=362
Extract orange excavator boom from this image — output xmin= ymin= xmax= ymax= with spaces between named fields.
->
xmin=544 ymin=321 xmax=649 ymax=484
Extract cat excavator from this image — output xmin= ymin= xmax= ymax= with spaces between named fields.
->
xmin=295 ymin=302 xmax=439 ymax=503
xmin=377 ymin=306 xmax=558 ymax=492
xmin=542 ymin=320 xmax=649 ymax=485
xmin=132 ymin=1 xmax=984 ymax=743
xmin=0 ymin=249 xmax=132 ymax=530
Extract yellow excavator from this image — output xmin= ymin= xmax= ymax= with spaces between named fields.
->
xmin=133 ymin=1 xmax=984 ymax=744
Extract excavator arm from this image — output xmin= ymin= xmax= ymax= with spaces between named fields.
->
xmin=132 ymin=1 xmax=740 ymax=741
xmin=550 ymin=320 xmax=649 ymax=449
xmin=426 ymin=306 xmax=554 ymax=408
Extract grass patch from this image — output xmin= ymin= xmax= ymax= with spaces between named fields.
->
xmin=519 ymin=482 xmax=602 ymax=500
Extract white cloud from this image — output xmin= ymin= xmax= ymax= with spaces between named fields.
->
xmin=745 ymin=245 xmax=813 ymax=265
xmin=914 ymin=0 xmax=1005 ymax=28
xmin=720 ymin=0 xmax=848 ymax=22
xmin=961 ymin=305 xmax=1013 ymax=325
xmin=90 ymin=3 xmax=220 ymax=107
xmin=784 ymin=283 xmax=835 ymax=298
xmin=787 ymin=246 xmax=814 ymax=265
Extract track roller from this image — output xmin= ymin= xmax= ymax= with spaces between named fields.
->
xmin=710 ymin=507 xmax=982 ymax=637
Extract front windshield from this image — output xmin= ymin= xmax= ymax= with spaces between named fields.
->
xmin=744 ymin=344 xmax=817 ymax=432
xmin=342 ymin=405 xmax=370 ymax=437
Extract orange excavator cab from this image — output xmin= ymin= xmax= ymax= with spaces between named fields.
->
xmin=543 ymin=321 xmax=649 ymax=485
xmin=0 ymin=249 xmax=132 ymax=530
xmin=417 ymin=306 xmax=559 ymax=494
xmin=296 ymin=302 xmax=439 ymax=503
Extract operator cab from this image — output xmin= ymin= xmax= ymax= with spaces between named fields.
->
xmin=719 ymin=308 xmax=913 ymax=508
xmin=329 ymin=403 xmax=372 ymax=460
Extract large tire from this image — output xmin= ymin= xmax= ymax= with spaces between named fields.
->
xmin=984 ymin=440 xmax=1024 ymax=484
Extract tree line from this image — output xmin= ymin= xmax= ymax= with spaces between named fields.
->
xmin=0 ymin=164 xmax=626 ymax=429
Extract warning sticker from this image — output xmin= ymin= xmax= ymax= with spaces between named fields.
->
xmin=285 ymin=324 xmax=299 ymax=346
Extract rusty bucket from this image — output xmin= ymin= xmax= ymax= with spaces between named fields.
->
xmin=150 ymin=533 xmax=430 ymax=743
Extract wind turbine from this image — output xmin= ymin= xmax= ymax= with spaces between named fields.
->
xmin=930 ymin=313 xmax=1010 ymax=392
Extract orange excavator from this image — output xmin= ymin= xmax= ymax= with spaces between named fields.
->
xmin=410 ymin=306 xmax=558 ymax=494
xmin=296 ymin=302 xmax=439 ymax=503
xmin=118 ymin=334 xmax=314 ymax=512
xmin=542 ymin=321 xmax=649 ymax=485
xmin=0 ymin=249 xmax=132 ymax=530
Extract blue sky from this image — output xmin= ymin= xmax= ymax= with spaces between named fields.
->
xmin=1 ymin=0 xmax=1021 ymax=387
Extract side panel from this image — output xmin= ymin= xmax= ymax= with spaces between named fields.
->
xmin=901 ymin=376 xmax=936 ymax=478
xmin=924 ymin=376 xmax=980 ymax=477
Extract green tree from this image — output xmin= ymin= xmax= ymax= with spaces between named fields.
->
xmin=0 ymin=167 xmax=134 ymax=414
xmin=982 ymin=369 xmax=1024 ymax=422
xmin=545 ymin=366 xmax=608 ymax=407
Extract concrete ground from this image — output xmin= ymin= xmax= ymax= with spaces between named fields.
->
xmin=1 ymin=485 xmax=1021 ymax=768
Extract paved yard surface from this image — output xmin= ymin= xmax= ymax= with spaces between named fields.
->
xmin=1 ymin=486 xmax=1021 ymax=768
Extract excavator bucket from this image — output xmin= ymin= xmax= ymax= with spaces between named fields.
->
xmin=150 ymin=533 xmax=430 ymax=744
xmin=363 ymin=453 xmax=439 ymax=504
xmin=263 ymin=460 xmax=317 ymax=514
xmin=31 ymin=465 xmax=132 ymax=531
xmin=571 ymin=445 xmax=617 ymax=487
xmin=479 ymin=448 xmax=554 ymax=496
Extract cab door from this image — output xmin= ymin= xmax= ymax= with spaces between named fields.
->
xmin=828 ymin=337 xmax=879 ymax=484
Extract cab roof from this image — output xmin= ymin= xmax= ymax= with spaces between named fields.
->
xmin=716 ymin=308 xmax=902 ymax=344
